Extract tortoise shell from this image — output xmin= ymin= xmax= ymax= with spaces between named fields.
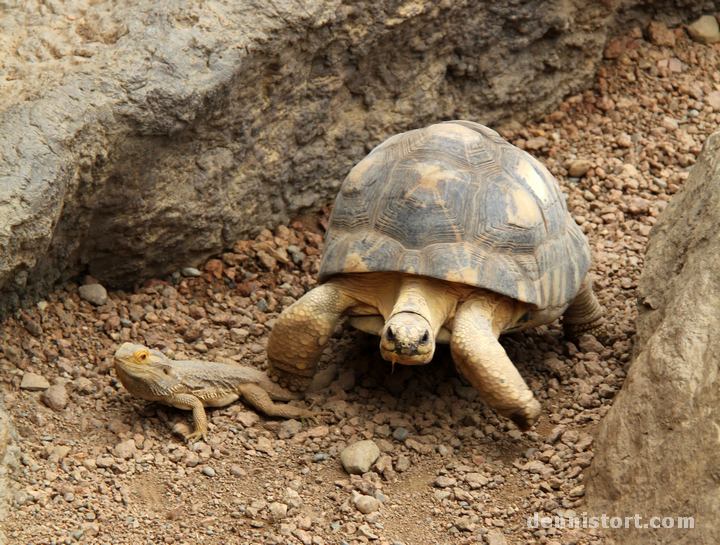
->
xmin=319 ymin=121 xmax=590 ymax=311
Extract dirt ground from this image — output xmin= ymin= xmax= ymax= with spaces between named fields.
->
xmin=3 ymin=23 xmax=720 ymax=545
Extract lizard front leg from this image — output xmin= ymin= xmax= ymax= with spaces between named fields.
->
xmin=450 ymin=298 xmax=541 ymax=431
xmin=238 ymin=383 xmax=332 ymax=425
xmin=267 ymin=281 xmax=356 ymax=391
xmin=165 ymin=393 xmax=210 ymax=443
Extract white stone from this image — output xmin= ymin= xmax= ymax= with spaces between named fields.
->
xmin=340 ymin=440 xmax=380 ymax=474
xmin=687 ymin=15 xmax=720 ymax=45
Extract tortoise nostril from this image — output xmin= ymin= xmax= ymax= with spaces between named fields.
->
xmin=421 ymin=331 xmax=429 ymax=344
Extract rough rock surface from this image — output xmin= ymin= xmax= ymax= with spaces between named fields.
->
xmin=586 ymin=131 xmax=720 ymax=544
xmin=0 ymin=0 xmax=715 ymax=318
xmin=0 ymin=399 xmax=19 ymax=545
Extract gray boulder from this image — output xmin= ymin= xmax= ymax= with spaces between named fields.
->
xmin=0 ymin=399 xmax=20 ymax=544
xmin=586 ymin=131 xmax=720 ymax=544
xmin=0 ymin=0 xmax=716 ymax=317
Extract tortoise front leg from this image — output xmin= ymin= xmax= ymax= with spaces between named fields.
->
xmin=450 ymin=298 xmax=541 ymax=431
xmin=267 ymin=282 xmax=356 ymax=391
xmin=561 ymin=276 xmax=605 ymax=340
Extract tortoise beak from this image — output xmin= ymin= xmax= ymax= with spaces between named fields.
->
xmin=380 ymin=325 xmax=434 ymax=365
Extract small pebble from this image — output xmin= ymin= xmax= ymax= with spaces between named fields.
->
xmin=357 ymin=524 xmax=378 ymax=539
xmin=569 ymin=485 xmax=585 ymax=497
xmin=181 ymin=267 xmax=202 ymax=277
xmin=229 ymin=465 xmax=246 ymax=476
xmin=567 ymin=159 xmax=592 ymax=177
xmin=78 ymin=284 xmax=107 ymax=306
xmin=354 ymin=494 xmax=380 ymax=514
xmin=687 ymin=15 xmax=720 ymax=45
xmin=392 ymin=427 xmax=409 ymax=441
xmin=201 ymin=466 xmax=216 ymax=477
xmin=395 ymin=455 xmax=411 ymax=472
xmin=486 ymin=529 xmax=508 ymax=545
xmin=13 ymin=491 xmax=28 ymax=506
xmin=340 ymin=440 xmax=380 ymax=474
xmin=454 ymin=386 xmax=477 ymax=402
xmin=277 ymin=419 xmax=303 ymax=439
xmin=20 ymin=373 xmax=50 ymax=391
xmin=268 ymin=502 xmax=288 ymax=521
xmin=41 ymin=384 xmax=68 ymax=410
xmin=434 ymin=476 xmax=456 ymax=488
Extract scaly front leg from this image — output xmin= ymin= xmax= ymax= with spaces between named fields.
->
xmin=450 ymin=298 xmax=541 ymax=431
xmin=267 ymin=281 xmax=356 ymax=391
xmin=166 ymin=393 xmax=209 ymax=443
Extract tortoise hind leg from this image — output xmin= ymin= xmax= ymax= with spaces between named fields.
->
xmin=267 ymin=281 xmax=356 ymax=392
xmin=561 ymin=277 xmax=605 ymax=341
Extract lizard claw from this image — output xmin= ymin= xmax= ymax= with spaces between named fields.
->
xmin=185 ymin=429 xmax=207 ymax=444
xmin=301 ymin=410 xmax=333 ymax=427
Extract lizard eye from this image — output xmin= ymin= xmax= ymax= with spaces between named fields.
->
xmin=136 ymin=350 xmax=149 ymax=363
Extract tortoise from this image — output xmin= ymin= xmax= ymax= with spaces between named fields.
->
xmin=267 ymin=120 xmax=604 ymax=430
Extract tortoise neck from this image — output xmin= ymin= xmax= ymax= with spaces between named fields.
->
xmin=389 ymin=275 xmax=457 ymax=336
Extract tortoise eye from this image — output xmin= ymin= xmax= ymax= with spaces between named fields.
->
xmin=136 ymin=350 xmax=149 ymax=363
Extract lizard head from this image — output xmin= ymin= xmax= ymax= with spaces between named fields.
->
xmin=113 ymin=342 xmax=175 ymax=388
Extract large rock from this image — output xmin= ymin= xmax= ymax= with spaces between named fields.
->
xmin=586 ymin=131 xmax=720 ymax=543
xmin=0 ymin=399 xmax=20 ymax=544
xmin=0 ymin=0 xmax=716 ymax=316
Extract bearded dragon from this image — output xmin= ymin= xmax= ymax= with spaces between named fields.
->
xmin=113 ymin=342 xmax=330 ymax=442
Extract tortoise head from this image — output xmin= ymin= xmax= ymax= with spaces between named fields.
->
xmin=379 ymin=312 xmax=435 ymax=366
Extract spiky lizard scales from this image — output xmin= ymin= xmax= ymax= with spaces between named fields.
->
xmin=113 ymin=342 xmax=329 ymax=443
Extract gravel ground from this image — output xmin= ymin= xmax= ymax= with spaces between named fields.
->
xmin=3 ymin=23 xmax=720 ymax=545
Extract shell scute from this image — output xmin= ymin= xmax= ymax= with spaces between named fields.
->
xmin=319 ymin=121 xmax=590 ymax=310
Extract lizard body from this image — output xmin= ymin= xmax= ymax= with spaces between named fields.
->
xmin=113 ymin=342 xmax=329 ymax=442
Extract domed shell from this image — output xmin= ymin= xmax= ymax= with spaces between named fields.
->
xmin=319 ymin=121 xmax=590 ymax=311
